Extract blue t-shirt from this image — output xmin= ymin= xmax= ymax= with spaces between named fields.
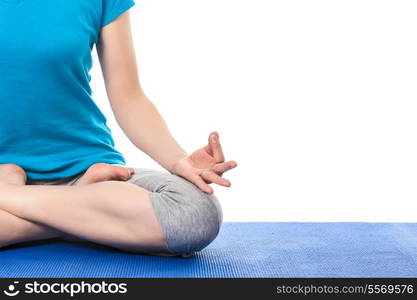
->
xmin=0 ymin=0 xmax=135 ymax=180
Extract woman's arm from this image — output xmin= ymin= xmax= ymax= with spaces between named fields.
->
xmin=97 ymin=11 xmax=237 ymax=193
xmin=96 ymin=12 xmax=187 ymax=173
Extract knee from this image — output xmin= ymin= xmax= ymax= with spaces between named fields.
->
xmin=158 ymin=174 xmax=223 ymax=255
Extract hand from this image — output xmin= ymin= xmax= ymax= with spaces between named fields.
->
xmin=170 ymin=131 xmax=238 ymax=194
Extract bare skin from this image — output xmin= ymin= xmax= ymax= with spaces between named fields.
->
xmin=0 ymin=131 xmax=236 ymax=251
xmin=76 ymin=163 xmax=135 ymax=186
xmin=0 ymin=163 xmax=154 ymax=250
xmin=0 ymin=10 xmax=238 ymax=251
xmin=0 ymin=163 xmax=168 ymax=253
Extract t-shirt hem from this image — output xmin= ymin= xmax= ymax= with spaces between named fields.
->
xmin=25 ymin=157 xmax=126 ymax=181
xmin=101 ymin=0 xmax=136 ymax=28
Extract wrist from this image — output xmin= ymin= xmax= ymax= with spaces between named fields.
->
xmin=168 ymin=152 xmax=188 ymax=174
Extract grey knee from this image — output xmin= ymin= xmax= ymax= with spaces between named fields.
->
xmin=156 ymin=174 xmax=223 ymax=255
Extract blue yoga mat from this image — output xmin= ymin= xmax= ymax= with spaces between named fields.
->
xmin=1 ymin=222 xmax=416 ymax=278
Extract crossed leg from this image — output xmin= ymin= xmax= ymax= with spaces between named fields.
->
xmin=0 ymin=164 xmax=167 ymax=253
xmin=0 ymin=163 xmax=223 ymax=256
xmin=0 ymin=163 xmax=137 ymax=248
xmin=0 ymin=209 xmax=62 ymax=248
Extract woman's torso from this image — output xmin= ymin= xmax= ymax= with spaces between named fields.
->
xmin=0 ymin=0 xmax=126 ymax=180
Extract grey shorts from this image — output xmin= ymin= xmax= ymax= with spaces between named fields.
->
xmin=26 ymin=167 xmax=223 ymax=258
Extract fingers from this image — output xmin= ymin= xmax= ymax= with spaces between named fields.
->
xmin=209 ymin=131 xmax=225 ymax=163
xmin=189 ymin=173 xmax=214 ymax=194
xmin=201 ymin=170 xmax=231 ymax=187
xmin=182 ymin=166 xmax=235 ymax=194
xmin=212 ymin=160 xmax=238 ymax=175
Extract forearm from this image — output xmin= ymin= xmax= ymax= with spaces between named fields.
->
xmin=111 ymin=95 xmax=188 ymax=172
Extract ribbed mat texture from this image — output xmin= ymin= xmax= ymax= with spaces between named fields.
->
xmin=1 ymin=222 xmax=416 ymax=277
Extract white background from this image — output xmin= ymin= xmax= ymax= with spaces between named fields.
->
xmin=90 ymin=0 xmax=417 ymax=222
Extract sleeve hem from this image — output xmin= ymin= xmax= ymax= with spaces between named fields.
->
xmin=101 ymin=0 xmax=136 ymax=28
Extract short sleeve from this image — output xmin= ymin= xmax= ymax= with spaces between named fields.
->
xmin=101 ymin=0 xmax=136 ymax=27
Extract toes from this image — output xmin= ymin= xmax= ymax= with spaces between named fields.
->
xmin=85 ymin=163 xmax=134 ymax=181
xmin=104 ymin=165 xmax=134 ymax=180
xmin=114 ymin=166 xmax=134 ymax=180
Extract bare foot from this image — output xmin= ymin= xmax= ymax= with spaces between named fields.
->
xmin=76 ymin=163 xmax=135 ymax=186
xmin=0 ymin=164 xmax=27 ymax=187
